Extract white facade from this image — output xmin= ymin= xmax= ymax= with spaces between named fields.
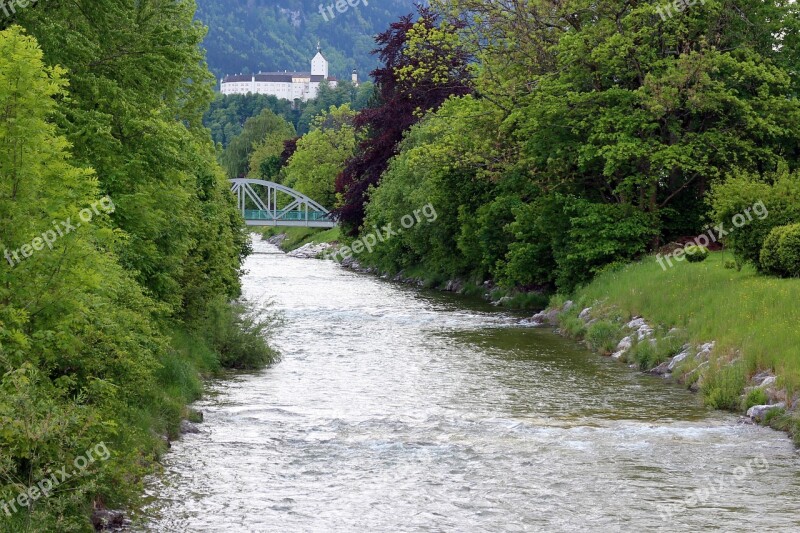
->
xmin=220 ymin=49 xmax=338 ymax=101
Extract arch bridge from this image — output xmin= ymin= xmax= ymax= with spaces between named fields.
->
xmin=230 ymin=179 xmax=336 ymax=228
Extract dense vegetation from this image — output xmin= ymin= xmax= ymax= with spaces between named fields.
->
xmin=317 ymin=0 xmax=800 ymax=293
xmin=0 ymin=2 xmax=276 ymax=530
xmin=195 ymin=0 xmax=416 ymax=79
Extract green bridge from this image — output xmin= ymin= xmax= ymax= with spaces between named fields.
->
xmin=230 ymin=179 xmax=336 ymax=228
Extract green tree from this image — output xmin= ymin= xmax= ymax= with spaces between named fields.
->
xmin=283 ymin=105 xmax=358 ymax=208
xmin=221 ymin=108 xmax=296 ymax=179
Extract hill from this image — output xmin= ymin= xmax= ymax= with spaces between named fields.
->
xmin=195 ymin=0 xmax=415 ymax=81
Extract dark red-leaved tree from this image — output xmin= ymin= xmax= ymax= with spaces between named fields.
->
xmin=334 ymin=4 xmax=472 ymax=233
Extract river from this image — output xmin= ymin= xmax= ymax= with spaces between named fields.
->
xmin=140 ymin=237 xmax=800 ymax=531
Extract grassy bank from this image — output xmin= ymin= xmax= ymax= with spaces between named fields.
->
xmin=553 ymin=251 xmax=800 ymax=441
xmin=259 ymin=227 xmax=341 ymax=252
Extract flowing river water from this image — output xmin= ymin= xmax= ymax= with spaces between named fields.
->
xmin=140 ymin=238 xmax=800 ymax=531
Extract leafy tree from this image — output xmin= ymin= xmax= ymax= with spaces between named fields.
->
xmin=335 ymin=5 xmax=473 ymax=232
xmin=204 ymin=93 xmax=298 ymax=146
xmin=283 ymin=105 xmax=359 ymax=208
xmin=220 ymin=108 xmax=296 ymax=179
xmin=0 ymin=26 xmax=165 ymax=529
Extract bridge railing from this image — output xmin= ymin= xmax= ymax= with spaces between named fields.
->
xmin=243 ymin=209 xmax=333 ymax=222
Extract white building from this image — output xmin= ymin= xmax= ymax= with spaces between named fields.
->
xmin=220 ymin=46 xmax=339 ymax=101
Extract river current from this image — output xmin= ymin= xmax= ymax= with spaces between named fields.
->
xmin=140 ymin=237 xmax=800 ymax=531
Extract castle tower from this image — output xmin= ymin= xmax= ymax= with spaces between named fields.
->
xmin=311 ymin=42 xmax=328 ymax=77
xmin=351 ymin=69 xmax=358 ymax=86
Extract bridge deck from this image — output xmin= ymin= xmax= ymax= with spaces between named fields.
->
xmin=243 ymin=209 xmax=336 ymax=228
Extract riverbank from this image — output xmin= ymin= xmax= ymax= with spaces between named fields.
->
xmin=255 ymin=229 xmax=549 ymax=311
xmin=533 ymin=251 xmax=800 ymax=444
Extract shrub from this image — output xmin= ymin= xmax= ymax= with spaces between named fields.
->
xmin=743 ymin=388 xmax=769 ymax=410
xmin=561 ymin=315 xmax=587 ymax=338
xmin=710 ymin=170 xmax=800 ymax=267
xmin=702 ymin=364 xmax=746 ymax=410
xmin=586 ymin=321 xmax=621 ymax=354
xmin=685 ymin=245 xmax=709 ymax=263
xmin=203 ymin=299 xmax=281 ymax=370
xmin=760 ymin=223 xmax=800 ymax=277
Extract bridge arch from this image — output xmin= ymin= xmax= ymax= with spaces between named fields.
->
xmin=230 ymin=178 xmax=336 ymax=228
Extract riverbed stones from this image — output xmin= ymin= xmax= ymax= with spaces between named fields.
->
xmin=668 ymin=345 xmax=693 ymax=371
xmin=746 ymin=403 xmax=786 ymax=422
xmin=612 ymin=336 xmax=632 ymax=359
xmin=91 ymin=508 xmax=127 ymax=530
xmin=288 ymin=242 xmax=333 ymax=259
xmin=626 ymin=317 xmax=654 ymax=340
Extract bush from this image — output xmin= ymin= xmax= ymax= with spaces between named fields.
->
xmin=203 ymin=299 xmax=281 ymax=370
xmin=743 ymin=388 xmax=768 ymax=410
xmin=685 ymin=245 xmax=709 ymax=263
xmin=586 ymin=321 xmax=621 ymax=355
xmin=710 ymin=170 xmax=800 ymax=267
xmin=760 ymin=223 xmax=800 ymax=277
xmin=702 ymin=364 xmax=746 ymax=410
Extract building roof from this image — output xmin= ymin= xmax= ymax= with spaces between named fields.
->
xmin=222 ymin=72 xmax=337 ymax=84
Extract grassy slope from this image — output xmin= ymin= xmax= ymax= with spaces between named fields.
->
xmin=570 ymin=251 xmax=800 ymax=392
xmin=259 ymin=226 xmax=340 ymax=252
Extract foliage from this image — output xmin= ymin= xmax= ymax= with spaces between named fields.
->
xmin=685 ymin=245 xmax=710 ymax=263
xmin=760 ymin=224 xmax=800 ymax=277
xmin=703 ymin=363 xmax=747 ymax=411
xmin=201 ymin=299 xmax=280 ymax=370
xmin=283 ymin=105 xmax=359 ymax=208
xmin=0 ymin=8 xmax=278 ymax=529
xmin=585 ymin=321 xmax=622 ymax=355
xmin=205 ymin=93 xmax=298 ymax=146
xmin=221 ymin=108 xmax=296 ymax=179
xmin=710 ymin=169 xmax=800 ymax=267
xmin=335 ymin=5 xmax=473 ymax=231
xmin=743 ymin=388 xmax=769 ymax=411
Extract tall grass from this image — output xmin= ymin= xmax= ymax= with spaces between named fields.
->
xmin=573 ymin=252 xmax=800 ymax=392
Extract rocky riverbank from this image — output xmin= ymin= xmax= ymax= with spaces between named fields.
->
xmin=531 ymin=300 xmax=796 ymax=432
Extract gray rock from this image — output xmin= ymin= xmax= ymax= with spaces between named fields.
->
xmin=758 ymin=376 xmax=777 ymax=389
xmin=563 ymin=300 xmax=574 ymax=312
xmin=612 ymin=336 xmax=632 ymax=359
xmin=493 ymin=296 xmax=513 ymax=306
xmin=668 ymin=346 xmax=693 ymax=371
xmin=650 ymin=361 xmax=671 ymax=376
xmin=578 ymin=307 xmax=592 ymax=320
xmin=288 ymin=242 xmax=333 ymax=259
xmin=747 ymin=403 xmax=786 ymax=422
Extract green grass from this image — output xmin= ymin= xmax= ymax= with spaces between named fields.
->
xmin=571 ymin=251 xmax=800 ymax=393
xmin=258 ymin=226 xmax=340 ymax=252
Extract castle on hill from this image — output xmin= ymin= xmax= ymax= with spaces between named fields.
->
xmin=220 ymin=45 xmax=355 ymax=101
